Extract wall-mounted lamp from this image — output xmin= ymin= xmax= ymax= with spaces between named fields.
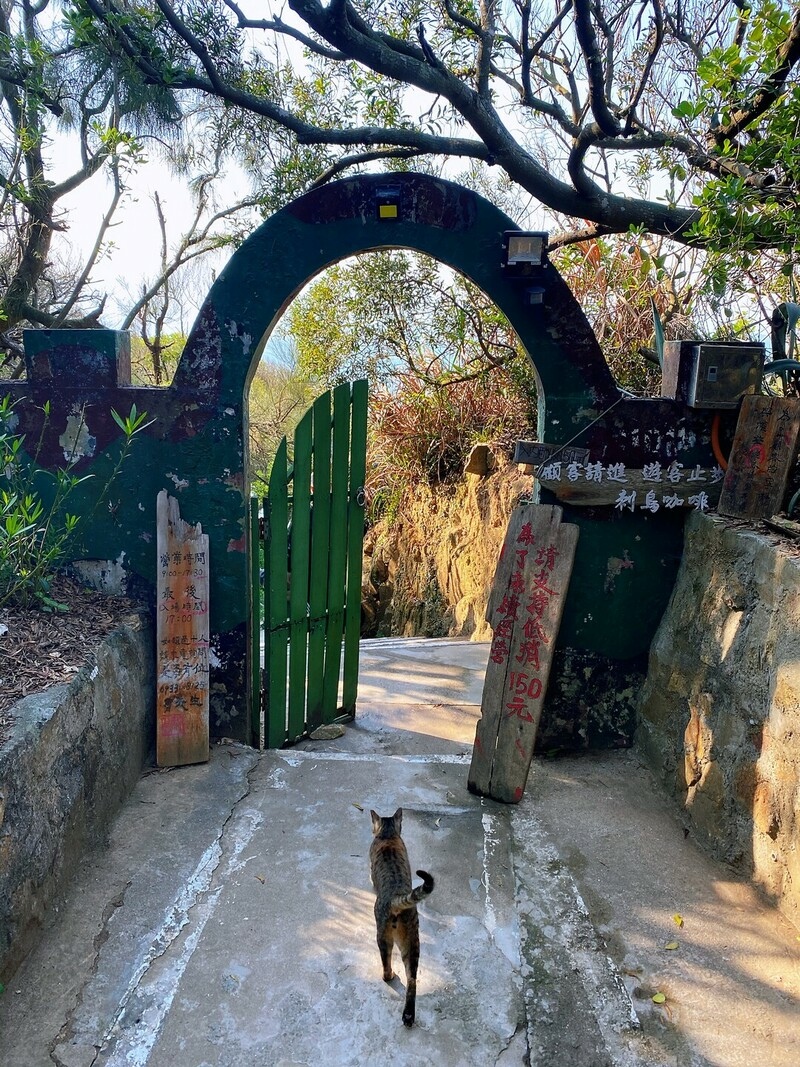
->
xmin=375 ymin=185 xmax=402 ymax=221
xmin=501 ymin=231 xmax=548 ymax=273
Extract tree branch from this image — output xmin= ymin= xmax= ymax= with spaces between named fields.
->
xmin=221 ymin=0 xmax=349 ymax=62
xmin=622 ymin=0 xmax=665 ymax=135
xmin=306 ymin=147 xmax=426 ymax=188
xmin=573 ymin=0 xmax=621 ymax=135
xmin=52 ymin=160 xmax=124 ymax=327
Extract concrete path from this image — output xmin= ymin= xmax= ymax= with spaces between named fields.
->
xmin=1 ymin=638 xmax=799 ymax=1066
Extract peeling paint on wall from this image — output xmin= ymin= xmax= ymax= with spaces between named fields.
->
xmin=59 ymin=408 xmax=96 ymax=461
xmin=227 ymin=320 xmax=253 ymax=355
xmin=604 ymin=552 xmax=635 ymax=593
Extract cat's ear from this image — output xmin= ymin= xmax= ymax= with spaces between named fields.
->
xmin=393 ymin=807 xmax=403 ymax=830
xmin=370 ymin=810 xmax=381 ymax=834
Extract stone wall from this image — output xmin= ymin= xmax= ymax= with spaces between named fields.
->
xmin=0 ymin=614 xmax=155 ymax=983
xmin=637 ymin=512 xmax=800 ymax=926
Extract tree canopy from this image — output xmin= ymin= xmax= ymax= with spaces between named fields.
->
xmin=0 ymin=0 xmax=265 ymax=375
xmin=4 ymin=0 xmax=800 ymax=382
xmin=69 ymin=0 xmax=800 ymax=267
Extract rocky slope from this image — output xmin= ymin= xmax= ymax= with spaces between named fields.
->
xmin=362 ymin=456 xmax=529 ymax=640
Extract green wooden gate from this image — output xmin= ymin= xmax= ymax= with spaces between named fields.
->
xmin=250 ymin=380 xmax=368 ymax=747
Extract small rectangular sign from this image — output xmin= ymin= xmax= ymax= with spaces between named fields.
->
xmin=514 ymin=440 xmax=590 ymax=467
xmin=536 ymin=464 xmax=724 ymax=511
xmin=718 ymin=396 xmax=800 ymax=519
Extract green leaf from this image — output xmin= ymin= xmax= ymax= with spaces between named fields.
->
xmin=650 ymin=299 xmax=665 ymax=370
xmin=37 ymin=595 xmax=70 ymax=613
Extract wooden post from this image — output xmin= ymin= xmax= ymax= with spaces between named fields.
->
xmin=718 ymin=396 xmax=800 ymax=519
xmin=468 ymin=504 xmax=578 ymax=803
xmin=156 ymin=490 xmax=210 ymax=767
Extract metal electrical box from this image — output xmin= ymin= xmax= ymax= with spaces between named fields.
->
xmin=662 ymin=340 xmax=765 ymax=408
xmin=687 ymin=343 xmax=765 ymax=409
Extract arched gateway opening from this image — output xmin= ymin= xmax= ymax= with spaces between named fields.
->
xmin=4 ymin=173 xmax=720 ymax=749
xmin=188 ymin=171 xmax=619 ymax=747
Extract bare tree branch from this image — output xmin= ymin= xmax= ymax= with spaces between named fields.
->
xmin=573 ymin=0 xmax=621 ymax=135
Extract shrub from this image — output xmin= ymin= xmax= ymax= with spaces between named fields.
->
xmin=366 ymin=360 xmax=536 ymax=519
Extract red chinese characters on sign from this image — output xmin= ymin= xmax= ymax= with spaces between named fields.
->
xmin=504 ymin=671 xmax=543 ymax=721
xmin=156 ymin=490 xmax=210 ymax=767
xmin=489 ymin=527 xmax=560 ymax=723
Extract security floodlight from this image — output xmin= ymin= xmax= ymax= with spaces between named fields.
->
xmin=502 ymin=231 xmax=548 ymax=269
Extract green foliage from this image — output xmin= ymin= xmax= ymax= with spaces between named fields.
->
xmin=280 ymin=249 xmax=537 ymax=517
xmin=286 ymin=251 xmax=528 ymax=389
xmin=650 ymin=299 xmax=665 ymax=370
xmin=672 ymin=1 xmax=800 ymax=286
xmin=552 ymin=237 xmax=702 ymax=395
xmin=130 ymin=333 xmax=186 ymax=386
xmin=0 ymin=396 xmax=151 ymax=610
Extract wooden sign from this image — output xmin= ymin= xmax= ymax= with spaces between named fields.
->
xmin=468 ymin=504 xmax=578 ymax=804
xmin=514 ymin=440 xmax=590 ymax=467
xmin=156 ymin=490 xmax=210 ymax=767
xmin=718 ymin=396 xmax=800 ymax=520
xmin=536 ymin=462 xmax=724 ymax=510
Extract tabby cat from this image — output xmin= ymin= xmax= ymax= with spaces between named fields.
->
xmin=369 ymin=807 xmax=434 ymax=1027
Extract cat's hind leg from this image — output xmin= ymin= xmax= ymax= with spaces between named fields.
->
xmin=399 ymin=926 xmax=419 ymax=1027
xmin=376 ymin=920 xmax=395 ymax=982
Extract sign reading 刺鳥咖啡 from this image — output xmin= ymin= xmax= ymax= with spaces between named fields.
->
xmin=468 ymin=504 xmax=578 ymax=804
xmin=534 ymin=458 xmax=724 ymax=512
xmin=156 ymin=490 xmax=210 ymax=767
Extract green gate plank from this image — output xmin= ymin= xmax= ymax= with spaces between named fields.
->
xmin=306 ymin=390 xmax=332 ymax=730
xmin=249 ymin=495 xmax=262 ymax=747
xmin=342 ymin=379 xmax=368 ymax=713
xmin=322 ymin=383 xmax=352 ymax=713
xmin=265 ymin=438 xmax=289 ymax=748
xmin=287 ymin=408 xmax=313 ymax=741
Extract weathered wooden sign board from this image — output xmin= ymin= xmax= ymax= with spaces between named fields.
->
xmin=718 ymin=396 xmax=800 ymax=519
xmin=156 ymin=490 xmax=210 ymax=767
xmin=468 ymin=504 xmax=578 ymax=803
xmin=534 ymin=459 xmax=723 ymax=511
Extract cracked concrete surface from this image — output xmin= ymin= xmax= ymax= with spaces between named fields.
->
xmin=1 ymin=637 xmax=798 ymax=1066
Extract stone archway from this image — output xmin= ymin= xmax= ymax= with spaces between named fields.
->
xmin=5 ymin=173 xmax=718 ymax=746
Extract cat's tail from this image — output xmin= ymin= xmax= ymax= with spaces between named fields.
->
xmin=390 ymin=870 xmax=434 ymax=914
